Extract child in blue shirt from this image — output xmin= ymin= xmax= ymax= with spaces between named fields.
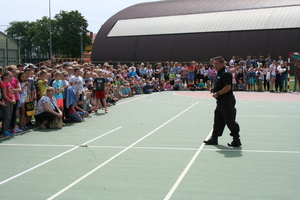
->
xmin=53 ymin=72 xmax=64 ymax=113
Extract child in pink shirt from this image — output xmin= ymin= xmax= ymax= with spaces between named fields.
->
xmin=1 ymin=71 xmax=16 ymax=136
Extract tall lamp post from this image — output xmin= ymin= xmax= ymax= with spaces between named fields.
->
xmin=80 ymin=28 xmax=83 ymax=63
xmin=49 ymin=0 xmax=53 ymax=68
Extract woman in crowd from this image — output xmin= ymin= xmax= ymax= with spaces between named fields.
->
xmin=34 ymin=87 xmax=63 ymax=129
xmin=269 ymin=60 xmax=277 ymax=92
xmin=262 ymin=63 xmax=270 ymax=91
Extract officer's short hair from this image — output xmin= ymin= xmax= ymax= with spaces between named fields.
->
xmin=214 ymin=56 xmax=225 ymax=64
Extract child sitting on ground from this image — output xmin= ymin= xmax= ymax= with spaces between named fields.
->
xmin=197 ymin=79 xmax=206 ymax=90
xmin=153 ymin=80 xmax=162 ymax=92
xmin=133 ymin=81 xmax=142 ymax=94
xmin=163 ymin=81 xmax=172 ymax=91
xmin=119 ymin=86 xmax=129 ymax=98
xmin=67 ymin=93 xmax=88 ymax=122
xmin=187 ymin=80 xmax=197 ymax=91
xmin=173 ymin=79 xmax=183 ymax=91
xmin=238 ymin=79 xmax=245 ymax=91
xmin=143 ymin=81 xmax=153 ymax=94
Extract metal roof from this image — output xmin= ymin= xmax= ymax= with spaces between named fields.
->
xmin=107 ymin=5 xmax=300 ymax=37
xmin=92 ymin=0 xmax=300 ymax=62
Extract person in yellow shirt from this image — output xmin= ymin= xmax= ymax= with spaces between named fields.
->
xmin=37 ymin=70 xmax=48 ymax=101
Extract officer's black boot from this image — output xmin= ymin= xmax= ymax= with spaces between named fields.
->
xmin=227 ymin=138 xmax=242 ymax=147
xmin=203 ymin=136 xmax=218 ymax=145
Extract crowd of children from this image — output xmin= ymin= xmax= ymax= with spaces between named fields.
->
xmin=0 ymin=54 xmax=292 ymax=137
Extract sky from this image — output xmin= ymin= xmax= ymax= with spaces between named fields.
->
xmin=0 ymin=0 xmax=162 ymax=33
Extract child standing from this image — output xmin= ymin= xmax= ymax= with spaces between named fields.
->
xmin=93 ymin=74 xmax=108 ymax=113
xmin=0 ymin=75 xmax=7 ymax=136
xmin=52 ymin=72 xmax=64 ymax=113
xmin=37 ymin=70 xmax=49 ymax=101
xmin=1 ymin=72 xmax=16 ymax=136
xmin=17 ymin=72 xmax=28 ymax=131
xmin=248 ymin=67 xmax=256 ymax=91
xmin=231 ymin=68 xmax=237 ymax=91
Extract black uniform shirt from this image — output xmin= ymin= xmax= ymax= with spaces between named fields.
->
xmin=213 ymin=67 xmax=233 ymax=99
xmin=94 ymin=78 xmax=106 ymax=91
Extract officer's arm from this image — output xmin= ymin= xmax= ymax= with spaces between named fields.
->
xmin=213 ymin=85 xmax=231 ymax=98
xmin=218 ymin=84 xmax=231 ymax=95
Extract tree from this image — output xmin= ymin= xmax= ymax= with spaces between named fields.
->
xmin=5 ymin=10 xmax=91 ymax=61
xmin=54 ymin=10 xmax=90 ymax=58
xmin=32 ymin=16 xmax=56 ymax=58
xmin=6 ymin=21 xmax=36 ymax=58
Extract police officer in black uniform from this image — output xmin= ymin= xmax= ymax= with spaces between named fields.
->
xmin=204 ymin=56 xmax=241 ymax=147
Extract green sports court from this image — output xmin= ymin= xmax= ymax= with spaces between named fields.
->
xmin=0 ymin=91 xmax=299 ymax=200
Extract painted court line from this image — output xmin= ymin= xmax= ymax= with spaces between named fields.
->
xmin=47 ymin=101 xmax=199 ymax=200
xmin=237 ymin=115 xmax=300 ymax=118
xmin=0 ymin=127 xmax=122 ymax=186
xmin=0 ymin=144 xmax=77 ymax=147
xmin=164 ymin=130 xmax=212 ymax=200
xmin=116 ymin=93 xmax=157 ymax=106
xmin=2 ymin=144 xmax=300 ymax=154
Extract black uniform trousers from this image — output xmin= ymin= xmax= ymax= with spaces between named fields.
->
xmin=212 ymin=95 xmax=240 ymax=139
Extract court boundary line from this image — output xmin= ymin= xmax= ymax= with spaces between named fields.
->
xmin=46 ymin=101 xmax=199 ymax=200
xmin=0 ymin=127 xmax=122 ymax=186
xmin=116 ymin=93 xmax=157 ymax=106
xmin=164 ymin=130 xmax=212 ymax=200
xmin=237 ymin=115 xmax=300 ymax=118
xmin=2 ymin=144 xmax=300 ymax=154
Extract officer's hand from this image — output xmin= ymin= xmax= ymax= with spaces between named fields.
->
xmin=212 ymin=93 xmax=218 ymax=99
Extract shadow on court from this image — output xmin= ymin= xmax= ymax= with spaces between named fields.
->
xmin=215 ymin=145 xmax=243 ymax=158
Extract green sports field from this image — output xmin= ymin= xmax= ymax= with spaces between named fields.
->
xmin=0 ymin=91 xmax=299 ymax=199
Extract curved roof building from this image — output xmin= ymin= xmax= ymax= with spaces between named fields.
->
xmin=92 ymin=0 xmax=300 ymax=62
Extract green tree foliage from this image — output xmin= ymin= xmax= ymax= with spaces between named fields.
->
xmin=6 ymin=21 xmax=36 ymax=58
xmin=5 ymin=10 xmax=91 ymax=59
xmin=54 ymin=10 xmax=90 ymax=58
xmin=32 ymin=16 xmax=56 ymax=58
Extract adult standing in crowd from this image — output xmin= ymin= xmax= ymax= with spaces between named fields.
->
xmin=180 ymin=62 xmax=189 ymax=86
xmin=139 ymin=63 xmax=147 ymax=79
xmin=295 ymin=59 xmax=300 ymax=92
xmin=204 ymin=56 xmax=241 ymax=147
xmin=269 ymin=60 xmax=277 ymax=92
xmin=153 ymin=63 xmax=163 ymax=81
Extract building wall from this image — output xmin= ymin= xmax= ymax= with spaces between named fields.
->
xmin=0 ymin=32 xmax=20 ymax=67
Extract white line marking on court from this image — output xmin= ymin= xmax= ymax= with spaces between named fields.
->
xmin=0 ymin=127 xmax=122 ymax=186
xmin=237 ymin=115 xmax=300 ymax=118
xmin=164 ymin=130 xmax=213 ymax=200
xmin=47 ymin=102 xmax=199 ymax=200
xmin=0 ymin=144 xmax=77 ymax=147
xmin=116 ymin=93 xmax=157 ymax=106
xmin=2 ymin=144 xmax=300 ymax=154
